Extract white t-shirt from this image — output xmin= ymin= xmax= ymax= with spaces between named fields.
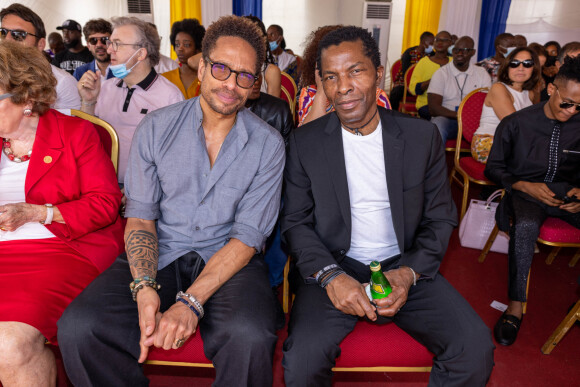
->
xmin=274 ymin=51 xmax=295 ymax=73
xmin=154 ymin=54 xmax=179 ymax=74
xmin=0 ymin=155 xmax=55 ymax=241
xmin=428 ymin=63 xmax=491 ymax=111
xmin=52 ymin=64 xmax=81 ymax=110
xmin=342 ymin=121 xmax=401 ymax=264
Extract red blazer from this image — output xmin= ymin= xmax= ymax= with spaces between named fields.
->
xmin=3 ymin=110 xmax=125 ymax=272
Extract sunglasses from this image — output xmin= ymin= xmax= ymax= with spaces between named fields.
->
xmin=452 ymin=47 xmax=474 ymax=54
xmin=88 ymin=36 xmax=109 ymax=45
xmin=555 ymin=87 xmax=580 ymax=111
xmin=206 ymin=58 xmax=257 ymax=89
xmin=0 ymin=27 xmax=38 ymax=41
xmin=508 ymin=59 xmax=534 ymax=68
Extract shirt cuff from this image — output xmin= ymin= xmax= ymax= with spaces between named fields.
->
xmin=228 ymin=222 xmax=266 ymax=252
xmin=125 ymin=198 xmax=160 ymax=220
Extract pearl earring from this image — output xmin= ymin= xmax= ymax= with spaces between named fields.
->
xmin=23 ymin=108 xmax=32 ymax=117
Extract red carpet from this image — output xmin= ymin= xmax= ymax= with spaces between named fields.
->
xmin=53 ymin=173 xmax=580 ymax=386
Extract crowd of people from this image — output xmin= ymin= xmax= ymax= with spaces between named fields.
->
xmin=0 ymin=3 xmax=579 ymax=387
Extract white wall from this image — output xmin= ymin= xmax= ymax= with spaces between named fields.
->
xmin=262 ymin=0 xmax=406 ymax=71
xmin=0 ymin=0 xmax=173 ymax=56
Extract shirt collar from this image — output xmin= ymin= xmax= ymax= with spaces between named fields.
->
xmin=450 ymin=62 xmax=474 ymax=77
xmin=116 ymin=68 xmax=158 ymax=90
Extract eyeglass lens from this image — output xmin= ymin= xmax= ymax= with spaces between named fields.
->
xmin=556 ymin=88 xmax=580 ymax=111
xmin=89 ymin=37 xmax=109 ymax=45
xmin=210 ymin=61 xmax=256 ymax=89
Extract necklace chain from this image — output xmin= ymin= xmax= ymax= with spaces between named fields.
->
xmin=2 ymin=138 xmax=32 ymax=163
xmin=342 ymin=108 xmax=378 ymax=136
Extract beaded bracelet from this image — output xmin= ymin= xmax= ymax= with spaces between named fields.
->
xmin=176 ymin=291 xmax=204 ymax=319
xmin=130 ymin=277 xmax=161 ymax=301
xmin=176 ymin=297 xmax=201 ymax=319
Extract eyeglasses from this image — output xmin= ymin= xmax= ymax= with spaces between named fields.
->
xmin=452 ymin=47 xmax=474 ymax=54
xmin=508 ymin=59 xmax=534 ymax=68
xmin=0 ymin=27 xmax=38 ymax=41
xmin=88 ymin=36 xmax=109 ymax=45
xmin=106 ymin=40 xmax=142 ymax=52
xmin=555 ymin=86 xmax=580 ymax=111
xmin=206 ymin=58 xmax=257 ymax=89
xmin=0 ymin=93 xmax=13 ymax=101
xmin=434 ymin=37 xmax=452 ymax=43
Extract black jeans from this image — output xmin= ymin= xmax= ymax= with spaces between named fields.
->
xmin=283 ymin=257 xmax=495 ymax=387
xmin=58 ymin=252 xmax=277 ymax=387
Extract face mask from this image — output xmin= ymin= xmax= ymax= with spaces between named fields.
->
xmin=269 ymin=39 xmax=279 ymax=52
xmin=424 ymin=44 xmax=433 ymax=54
xmin=502 ymin=46 xmax=516 ymax=58
xmin=448 ymin=45 xmax=455 ymax=55
xmin=109 ymin=48 xmax=142 ymax=79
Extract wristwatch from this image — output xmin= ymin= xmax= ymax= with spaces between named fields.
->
xmin=40 ymin=203 xmax=53 ymax=225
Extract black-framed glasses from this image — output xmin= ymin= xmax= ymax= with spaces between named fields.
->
xmin=88 ymin=36 xmax=109 ymax=45
xmin=105 ymin=40 xmax=142 ymax=52
xmin=0 ymin=93 xmax=13 ymax=101
xmin=0 ymin=27 xmax=38 ymax=41
xmin=508 ymin=59 xmax=534 ymax=68
xmin=452 ymin=47 xmax=474 ymax=54
xmin=555 ymin=86 xmax=580 ymax=111
xmin=434 ymin=37 xmax=452 ymax=43
xmin=206 ymin=58 xmax=257 ymax=89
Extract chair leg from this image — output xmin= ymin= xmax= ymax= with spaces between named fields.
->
xmin=523 ymin=268 xmax=531 ymax=315
xmin=479 ymin=225 xmax=499 ymax=263
xmin=569 ymin=248 xmax=580 ymax=267
xmin=449 ymin=169 xmax=456 ymax=185
xmin=282 ymin=257 xmax=290 ymax=314
xmin=460 ymin=179 xmax=470 ymax=221
xmin=545 ymin=246 xmax=562 ymax=265
xmin=541 ymin=299 xmax=580 ymax=354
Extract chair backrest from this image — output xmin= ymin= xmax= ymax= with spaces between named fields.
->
xmin=71 ymin=109 xmax=119 ymax=174
xmin=280 ymin=71 xmax=298 ymax=115
xmin=400 ymin=64 xmax=417 ymax=114
xmin=454 ymin=88 xmax=488 ymax=163
xmin=390 ymin=59 xmax=402 ymax=91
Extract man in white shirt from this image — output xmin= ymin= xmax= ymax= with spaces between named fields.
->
xmin=428 ymin=36 xmax=491 ymax=144
xmin=0 ymin=3 xmax=81 ymax=110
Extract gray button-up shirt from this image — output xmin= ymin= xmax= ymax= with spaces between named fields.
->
xmin=124 ymin=97 xmax=285 ymax=270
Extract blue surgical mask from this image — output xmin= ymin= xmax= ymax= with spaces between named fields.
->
xmin=269 ymin=40 xmax=279 ymax=52
xmin=502 ymin=46 xmax=516 ymax=58
xmin=448 ymin=45 xmax=455 ymax=55
xmin=110 ymin=49 xmax=142 ymax=79
xmin=424 ymin=44 xmax=433 ymax=54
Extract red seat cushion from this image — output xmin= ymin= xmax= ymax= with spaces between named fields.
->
xmin=458 ymin=157 xmax=488 ymax=182
xmin=539 ymin=217 xmax=580 ymax=243
xmin=147 ymin=331 xmax=211 ymax=365
xmin=335 ymin=320 xmax=433 ymax=368
xmin=399 ymin=103 xmax=417 ymax=113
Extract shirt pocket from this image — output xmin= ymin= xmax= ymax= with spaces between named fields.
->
xmin=210 ymin=185 xmax=244 ymax=224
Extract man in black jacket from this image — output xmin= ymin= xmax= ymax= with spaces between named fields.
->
xmin=282 ymin=26 xmax=494 ymax=387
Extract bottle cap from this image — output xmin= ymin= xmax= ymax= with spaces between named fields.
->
xmin=370 ymin=260 xmax=381 ymax=272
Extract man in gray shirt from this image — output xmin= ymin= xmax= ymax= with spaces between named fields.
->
xmin=58 ymin=16 xmax=285 ymax=387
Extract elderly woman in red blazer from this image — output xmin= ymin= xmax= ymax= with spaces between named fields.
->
xmin=0 ymin=41 xmax=124 ymax=385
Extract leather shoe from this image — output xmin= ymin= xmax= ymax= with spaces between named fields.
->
xmin=494 ymin=312 xmax=522 ymax=346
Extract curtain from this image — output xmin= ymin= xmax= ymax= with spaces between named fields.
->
xmin=202 ymin=0 xmax=232 ymax=28
xmin=402 ymin=0 xmax=443 ymax=52
xmin=169 ymin=0 xmax=202 ymax=59
xmin=477 ymin=0 xmax=511 ymax=61
xmin=438 ymin=0 xmax=482 ymax=62
xmin=232 ymin=0 xmax=262 ymax=18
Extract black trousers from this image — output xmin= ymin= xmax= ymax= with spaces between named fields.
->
xmin=508 ymin=193 xmax=580 ymax=301
xmin=283 ymin=257 xmax=495 ymax=387
xmin=58 ymin=252 xmax=277 ymax=387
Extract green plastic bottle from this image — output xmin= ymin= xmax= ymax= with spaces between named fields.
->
xmin=369 ymin=261 xmax=392 ymax=299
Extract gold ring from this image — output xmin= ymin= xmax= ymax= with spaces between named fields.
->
xmin=175 ymin=338 xmax=185 ymax=348
xmin=81 ymin=82 xmax=85 ymax=88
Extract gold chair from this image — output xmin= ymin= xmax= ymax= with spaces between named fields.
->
xmin=71 ymin=109 xmax=119 ymax=174
xmin=542 ymin=299 xmax=580 ymax=354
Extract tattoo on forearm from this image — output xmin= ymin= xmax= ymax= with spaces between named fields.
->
xmin=126 ymin=230 xmax=159 ymax=279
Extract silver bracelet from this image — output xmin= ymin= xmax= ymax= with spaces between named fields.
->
xmin=405 ymin=266 xmax=417 ymax=286
xmin=81 ymin=99 xmax=97 ymax=106
xmin=176 ymin=291 xmax=204 ymax=319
